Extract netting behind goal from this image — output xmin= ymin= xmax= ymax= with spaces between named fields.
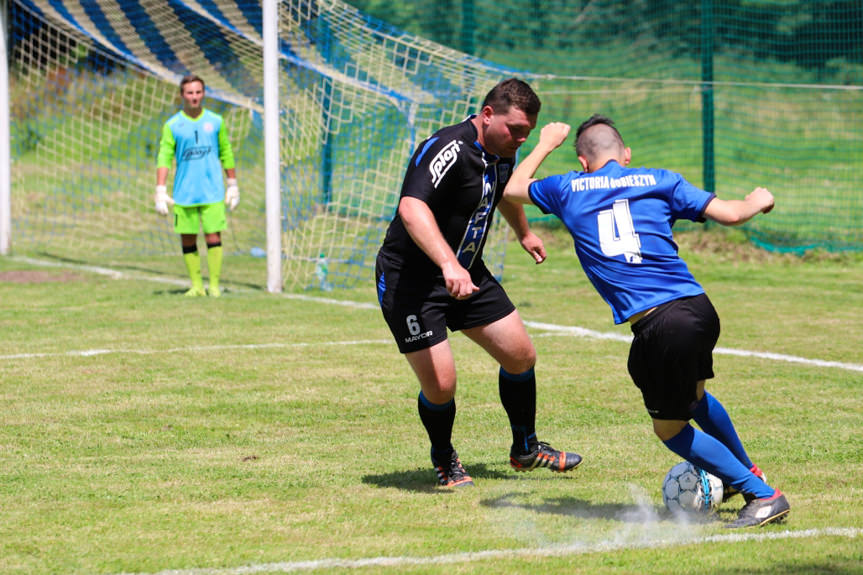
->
xmin=277 ymin=1 xmax=511 ymax=288
xmin=8 ymin=0 xmax=513 ymax=289
xmin=353 ymin=0 xmax=863 ymax=254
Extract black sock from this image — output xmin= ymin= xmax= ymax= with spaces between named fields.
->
xmin=417 ymin=392 xmax=456 ymax=460
xmin=499 ymin=367 xmax=537 ymax=453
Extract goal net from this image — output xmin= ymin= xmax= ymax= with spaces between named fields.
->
xmin=8 ymin=0 xmax=514 ymax=289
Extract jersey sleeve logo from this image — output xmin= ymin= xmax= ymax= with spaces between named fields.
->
xmin=429 ymin=139 xmax=462 ymax=188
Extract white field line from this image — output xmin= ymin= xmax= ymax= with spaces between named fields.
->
xmin=112 ymin=527 xmax=863 ymax=575
xmin=8 ymin=258 xmax=861 ymax=571
xmin=0 ymin=340 xmax=393 ymax=360
xmin=5 ymin=256 xmax=863 ymax=373
xmin=525 ymin=321 xmax=863 ymax=373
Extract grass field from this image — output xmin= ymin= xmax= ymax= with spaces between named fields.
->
xmin=1 ymin=227 xmax=862 ymax=574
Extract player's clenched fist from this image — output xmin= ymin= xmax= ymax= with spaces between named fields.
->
xmin=538 ymin=122 xmax=571 ymax=150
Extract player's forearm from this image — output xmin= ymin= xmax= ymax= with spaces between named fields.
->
xmin=218 ymin=127 xmax=236 ymax=168
xmin=704 ymin=188 xmax=774 ymax=226
xmin=399 ymin=197 xmax=460 ymax=270
xmin=506 ymin=122 xmax=570 ymax=204
xmin=715 ymin=200 xmax=762 ymax=225
xmin=156 ymin=167 xmax=169 ymax=187
xmin=504 ymin=144 xmax=557 ymax=205
xmin=497 ymin=197 xmax=531 ymax=239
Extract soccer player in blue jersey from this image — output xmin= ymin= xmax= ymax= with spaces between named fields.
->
xmin=155 ymin=75 xmax=239 ymax=297
xmin=376 ymin=78 xmax=583 ymax=488
xmin=503 ymin=114 xmax=790 ymax=528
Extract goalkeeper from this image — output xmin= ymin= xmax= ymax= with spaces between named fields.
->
xmin=155 ymin=74 xmax=239 ymax=297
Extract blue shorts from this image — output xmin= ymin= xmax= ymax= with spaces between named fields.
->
xmin=627 ymin=293 xmax=719 ymax=420
xmin=375 ymin=254 xmax=515 ymax=354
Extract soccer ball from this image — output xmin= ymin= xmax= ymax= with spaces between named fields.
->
xmin=662 ymin=461 xmax=724 ymax=515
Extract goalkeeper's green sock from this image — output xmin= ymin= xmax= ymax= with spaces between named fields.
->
xmin=206 ymin=243 xmax=223 ymax=295
xmin=182 ymin=246 xmax=204 ymax=294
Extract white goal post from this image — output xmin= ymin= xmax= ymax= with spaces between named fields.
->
xmin=1 ymin=0 xmax=11 ymax=255
xmin=3 ymin=0 xmax=514 ymax=290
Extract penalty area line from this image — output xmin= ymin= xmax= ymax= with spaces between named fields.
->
xmin=8 ymin=256 xmax=862 ymax=373
xmin=525 ymin=320 xmax=863 ymax=374
xmin=0 ymin=339 xmax=393 ymax=361
xmin=113 ymin=527 xmax=862 ymax=575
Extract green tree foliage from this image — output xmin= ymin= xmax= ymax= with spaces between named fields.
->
xmin=347 ymin=0 xmax=863 ymax=81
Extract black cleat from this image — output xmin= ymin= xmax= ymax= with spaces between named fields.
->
xmin=510 ymin=441 xmax=583 ymax=473
xmin=725 ymin=490 xmax=790 ymax=528
xmin=431 ymin=450 xmax=474 ymax=488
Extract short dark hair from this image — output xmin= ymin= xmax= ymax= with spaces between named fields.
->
xmin=179 ymin=74 xmax=205 ymax=92
xmin=481 ymin=77 xmax=541 ymax=116
xmin=575 ymin=114 xmax=624 ymax=158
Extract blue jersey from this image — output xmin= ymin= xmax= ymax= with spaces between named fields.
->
xmin=157 ymin=109 xmax=235 ymax=206
xmin=528 ymin=160 xmax=715 ymax=324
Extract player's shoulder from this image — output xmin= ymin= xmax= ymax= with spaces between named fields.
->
xmin=195 ymin=109 xmax=224 ymax=129
xmin=404 ymin=121 xmax=474 ymax=191
xmin=201 ymin=108 xmax=224 ymax=122
xmin=626 ymin=163 xmax=678 ymax=181
xmin=164 ymin=111 xmax=184 ymax=127
xmin=434 ymin=117 xmax=474 ymax=140
xmin=415 ymin=121 xmax=474 ymax=165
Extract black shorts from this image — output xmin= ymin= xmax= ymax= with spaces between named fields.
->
xmin=375 ymin=254 xmax=516 ymax=353
xmin=627 ymin=293 xmax=719 ymax=420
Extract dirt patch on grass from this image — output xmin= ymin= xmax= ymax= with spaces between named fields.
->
xmin=0 ymin=270 xmax=81 ymax=283
xmin=674 ymin=229 xmax=786 ymax=264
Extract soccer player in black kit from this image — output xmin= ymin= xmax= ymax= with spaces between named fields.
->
xmin=376 ymin=78 xmax=582 ymax=487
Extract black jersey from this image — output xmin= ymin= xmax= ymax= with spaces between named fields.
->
xmin=378 ymin=116 xmax=515 ymax=275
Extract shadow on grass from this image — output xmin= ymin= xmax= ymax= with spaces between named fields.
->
xmin=362 ymin=463 xmax=514 ymax=493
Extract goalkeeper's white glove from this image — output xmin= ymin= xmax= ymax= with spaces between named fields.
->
xmin=154 ymin=185 xmax=174 ymax=216
xmin=225 ymin=178 xmax=240 ymax=211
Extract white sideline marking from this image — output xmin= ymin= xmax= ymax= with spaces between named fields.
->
xmin=525 ymin=320 xmax=863 ymax=373
xmin=7 ymin=258 xmax=860 ymax=572
xmin=0 ymin=340 xmax=392 ymax=360
xmin=113 ymin=527 xmax=862 ymax=574
xmin=5 ymin=256 xmax=863 ymax=373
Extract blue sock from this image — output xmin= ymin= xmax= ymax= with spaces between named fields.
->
xmin=663 ymin=424 xmax=774 ymax=499
xmin=691 ymin=392 xmax=753 ymax=468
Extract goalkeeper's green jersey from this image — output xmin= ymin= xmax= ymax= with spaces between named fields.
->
xmin=157 ymin=109 xmax=235 ymax=206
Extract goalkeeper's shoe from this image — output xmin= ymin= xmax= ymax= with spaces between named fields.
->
xmin=723 ymin=464 xmax=766 ymax=502
xmin=184 ymin=287 xmax=206 ymax=297
xmin=431 ymin=449 xmax=474 ymax=488
xmin=510 ymin=441 xmax=583 ymax=473
xmin=725 ymin=490 xmax=789 ymax=528
xmin=208 ymin=286 xmax=221 ymax=298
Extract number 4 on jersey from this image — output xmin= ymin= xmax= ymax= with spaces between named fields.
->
xmin=598 ymin=199 xmax=642 ymax=263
